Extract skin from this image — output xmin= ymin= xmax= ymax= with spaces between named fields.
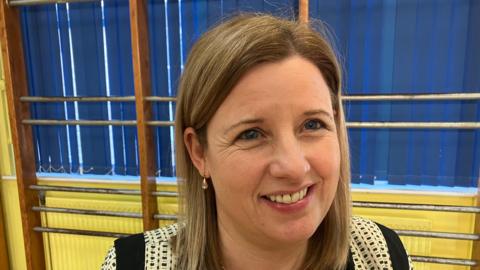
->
xmin=185 ymin=55 xmax=340 ymax=270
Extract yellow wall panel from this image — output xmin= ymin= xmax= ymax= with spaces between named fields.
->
xmin=0 ymin=178 xmax=478 ymax=270
xmin=44 ymin=234 xmax=114 ymax=270
xmin=352 ymin=190 xmax=478 ymax=270
xmin=0 ymin=179 xmax=178 ymax=270
xmin=1 ymin=179 xmax=27 ymax=270
xmin=38 ymin=180 xmax=177 ymax=269
xmin=42 ymin=200 xmax=142 ymax=269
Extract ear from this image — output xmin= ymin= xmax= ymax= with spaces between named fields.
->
xmin=184 ymin=127 xmax=208 ymax=177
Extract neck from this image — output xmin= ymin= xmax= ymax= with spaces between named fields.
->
xmin=218 ymin=219 xmax=308 ymax=270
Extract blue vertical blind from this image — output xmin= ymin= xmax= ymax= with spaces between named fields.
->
xmin=311 ymin=0 xmax=480 ymax=187
xmin=20 ymin=0 xmax=478 ymax=187
xmin=22 ymin=1 xmax=137 ymax=175
xmin=147 ymin=0 xmax=296 ymax=176
xmin=20 ymin=0 xmax=297 ymax=178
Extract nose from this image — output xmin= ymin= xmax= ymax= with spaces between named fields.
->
xmin=268 ymin=134 xmax=310 ymax=182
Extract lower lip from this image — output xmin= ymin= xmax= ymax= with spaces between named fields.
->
xmin=261 ymin=185 xmax=315 ymax=213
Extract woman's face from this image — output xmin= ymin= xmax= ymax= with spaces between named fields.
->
xmin=204 ymin=55 xmax=340 ymax=247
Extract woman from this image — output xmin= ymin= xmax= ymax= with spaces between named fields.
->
xmin=102 ymin=13 xmax=413 ymax=270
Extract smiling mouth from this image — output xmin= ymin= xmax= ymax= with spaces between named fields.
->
xmin=263 ymin=186 xmax=310 ymax=204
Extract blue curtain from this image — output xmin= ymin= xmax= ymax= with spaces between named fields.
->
xmin=310 ymin=0 xmax=480 ymax=187
xmin=20 ymin=0 xmax=297 ymax=177
xmin=147 ymin=0 xmax=296 ymax=176
xmin=21 ymin=1 xmax=137 ymax=175
xmin=20 ymin=0 xmax=479 ymax=187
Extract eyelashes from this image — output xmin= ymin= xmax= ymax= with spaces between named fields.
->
xmin=238 ymin=129 xmax=262 ymax=141
xmin=303 ymin=119 xmax=325 ymax=131
xmin=235 ymin=118 xmax=328 ymax=143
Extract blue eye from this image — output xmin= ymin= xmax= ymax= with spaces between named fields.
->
xmin=304 ymin=119 xmax=323 ymax=130
xmin=239 ymin=129 xmax=260 ymax=140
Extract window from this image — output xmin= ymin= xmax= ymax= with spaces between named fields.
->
xmin=21 ymin=0 xmax=299 ymax=178
xmin=21 ymin=0 xmax=479 ymax=188
xmin=312 ymin=1 xmax=480 ymax=187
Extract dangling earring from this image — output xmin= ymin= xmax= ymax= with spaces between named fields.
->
xmin=202 ymin=177 xmax=208 ymax=190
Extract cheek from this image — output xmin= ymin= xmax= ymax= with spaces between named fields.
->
xmin=309 ymin=140 xmax=341 ymax=179
xmin=209 ymin=153 xmax=265 ymax=197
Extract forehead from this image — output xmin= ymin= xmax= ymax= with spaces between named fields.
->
xmin=218 ymin=55 xmax=333 ymax=115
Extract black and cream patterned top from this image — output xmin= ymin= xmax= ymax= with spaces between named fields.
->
xmin=101 ymin=216 xmax=414 ymax=270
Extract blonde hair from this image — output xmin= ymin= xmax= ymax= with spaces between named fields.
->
xmin=174 ymin=13 xmax=351 ymax=270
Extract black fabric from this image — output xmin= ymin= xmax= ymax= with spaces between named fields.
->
xmin=114 ymin=233 xmax=145 ymax=270
xmin=111 ymin=223 xmax=408 ymax=270
xmin=376 ymin=222 xmax=410 ymax=270
xmin=346 ymin=250 xmax=355 ymax=270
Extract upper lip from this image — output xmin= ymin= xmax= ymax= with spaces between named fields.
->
xmin=262 ymin=183 xmax=314 ymax=197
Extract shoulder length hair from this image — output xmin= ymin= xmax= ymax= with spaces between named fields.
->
xmin=174 ymin=13 xmax=351 ymax=270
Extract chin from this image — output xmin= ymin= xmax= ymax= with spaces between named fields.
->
xmin=270 ymin=220 xmax=319 ymax=244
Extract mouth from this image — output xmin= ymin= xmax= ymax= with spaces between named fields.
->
xmin=262 ymin=185 xmax=312 ymax=205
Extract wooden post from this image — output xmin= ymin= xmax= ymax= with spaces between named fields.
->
xmin=0 ymin=1 xmax=46 ymax=270
xmin=129 ymin=0 xmax=159 ymax=230
xmin=299 ymin=0 xmax=309 ymax=23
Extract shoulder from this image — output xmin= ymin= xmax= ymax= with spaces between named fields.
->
xmin=375 ymin=222 xmax=413 ymax=270
xmin=100 ymin=246 xmax=117 ymax=270
xmin=114 ymin=223 xmax=180 ymax=249
xmin=350 ymin=216 xmax=413 ymax=270
xmin=101 ymin=223 xmax=180 ymax=270
xmin=143 ymin=223 xmax=180 ymax=269
xmin=143 ymin=222 xmax=180 ymax=244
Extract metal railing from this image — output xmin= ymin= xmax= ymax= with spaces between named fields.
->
xmin=22 ymin=119 xmax=175 ymax=127
xmin=8 ymin=0 xmax=99 ymax=6
xmin=21 ymin=93 xmax=480 ymax=266
xmin=19 ymin=92 xmax=480 ymax=103
xmin=28 ymin=188 xmax=479 ymax=267
xmin=19 ymin=93 xmax=480 ymax=129
xmin=353 ymin=201 xmax=480 ymax=214
xmin=30 ymin=184 xmax=178 ymax=197
xmin=345 ymin=122 xmax=480 ymax=129
xmin=20 ymin=96 xmax=177 ymax=103
xmin=410 ymin=256 xmax=476 ymax=266
xmin=342 ymin=92 xmax=480 ymax=101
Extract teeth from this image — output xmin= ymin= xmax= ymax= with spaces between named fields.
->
xmin=266 ymin=187 xmax=308 ymax=204
xmin=291 ymin=191 xmax=299 ymax=202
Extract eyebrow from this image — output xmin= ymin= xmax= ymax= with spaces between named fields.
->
xmin=303 ymin=109 xmax=334 ymax=121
